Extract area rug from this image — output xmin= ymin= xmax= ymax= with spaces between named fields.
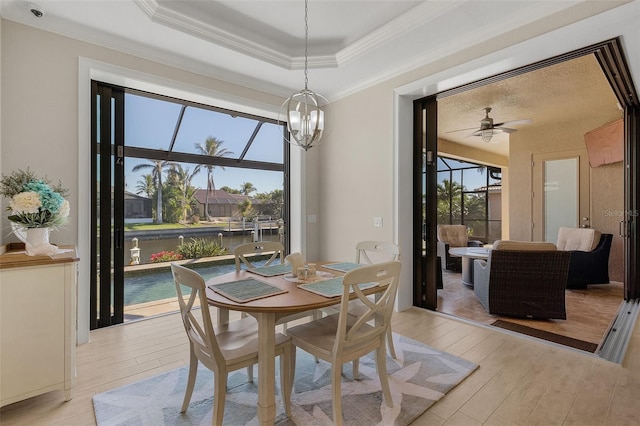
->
xmin=93 ymin=333 xmax=478 ymax=425
xmin=491 ymin=320 xmax=599 ymax=352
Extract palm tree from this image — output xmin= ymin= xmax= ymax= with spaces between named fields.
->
xmin=132 ymin=160 xmax=169 ymax=223
xmin=167 ymin=163 xmax=201 ymax=221
xmin=135 ymin=174 xmax=154 ymax=199
xmin=194 ymin=137 xmax=233 ymax=220
xmin=240 ymin=181 xmax=256 ymax=196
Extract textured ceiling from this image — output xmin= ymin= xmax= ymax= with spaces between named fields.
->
xmin=438 ymin=54 xmax=621 ymax=157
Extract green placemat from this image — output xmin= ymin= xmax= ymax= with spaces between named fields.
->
xmin=209 ymin=278 xmax=287 ymax=303
xmin=323 ymin=262 xmax=362 ymax=272
xmin=248 ymin=263 xmax=292 ymax=277
xmin=298 ymin=277 xmax=377 ymax=298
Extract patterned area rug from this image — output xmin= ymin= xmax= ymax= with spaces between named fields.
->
xmin=93 ymin=334 xmax=478 ymax=425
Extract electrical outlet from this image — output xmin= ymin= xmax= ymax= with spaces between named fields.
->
xmin=374 ymin=217 xmax=383 ymax=227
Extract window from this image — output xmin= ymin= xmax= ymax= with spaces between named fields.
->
xmin=437 ymin=156 xmax=501 ymax=243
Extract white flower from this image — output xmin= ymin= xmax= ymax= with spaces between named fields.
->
xmin=59 ymin=200 xmax=70 ymax=218
xmin=9 ymin=191 xmax=42 ymax=214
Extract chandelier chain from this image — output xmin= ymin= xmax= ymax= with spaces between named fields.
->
xmin=304 ymin=0 xmax=309 ymax=90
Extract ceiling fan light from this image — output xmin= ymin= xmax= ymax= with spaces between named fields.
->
xmin=481 ymin=129 xmax=493 ymax=143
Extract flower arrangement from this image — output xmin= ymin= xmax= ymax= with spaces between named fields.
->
xmin=0 ymin=169 xmax=70 ymax=229
xmin=150 ymin=250 xmax=183 ymax=263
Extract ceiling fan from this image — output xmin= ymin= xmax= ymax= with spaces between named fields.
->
xmin=447 ymin=107 xmax=532 ymax=143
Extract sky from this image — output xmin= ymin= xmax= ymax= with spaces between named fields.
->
xmin=123 ymin=93 xmax=285 ymax=195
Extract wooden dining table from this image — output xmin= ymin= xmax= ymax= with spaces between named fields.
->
xmin=205 ymin=261 xmax=376 ymax=425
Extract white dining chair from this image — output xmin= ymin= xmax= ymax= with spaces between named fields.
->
xmin=356 ymin=240 xmax=400 ymax=265
xmin=286 ymin=261 xmax=401 ymax=426
xmin=233 ymin=241 xmax=285 ymax=271
xmin=355 ymin=240 xmax=401 ymax=359
xmin=170 ymin=263 xmax=293 ymax=424
xmin=233 ymin=241 xmax=319 ymax=336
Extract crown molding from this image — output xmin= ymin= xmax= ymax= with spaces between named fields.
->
xmin=136 ymin=0 xmax=338 ymax=70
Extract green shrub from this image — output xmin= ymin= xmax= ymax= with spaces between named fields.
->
xmin=177 ymin=238 xmax=227 ymax=259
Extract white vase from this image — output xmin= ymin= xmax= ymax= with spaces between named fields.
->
xmin=25 ymin=227 xmax=57 ymax=256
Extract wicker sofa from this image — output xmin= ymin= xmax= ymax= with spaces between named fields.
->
xmin=473 ymin=240 xmax=571 ymax=319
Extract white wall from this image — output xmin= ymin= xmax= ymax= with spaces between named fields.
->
xmin=320 ymin=2 xmax=640 ymax=312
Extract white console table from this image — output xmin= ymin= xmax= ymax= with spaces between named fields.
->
xmin=0 ymin=243 xmax=79 ymax=407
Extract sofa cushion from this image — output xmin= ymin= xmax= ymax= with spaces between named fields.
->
xmin=556 ymin=227 xmax=601 ymax=252
xmin=437 ymin=225 xmax=468 ymax=247
xmin=493 ymin=240 xmax=557 ymax=251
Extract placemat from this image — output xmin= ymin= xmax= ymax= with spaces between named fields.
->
xmin=322 ymin=262 xmax=362 ymax=272
xmin=209 ymin=278 xmax=287 ymax=303
xmin=247 ymin=263 xmax=292 ymax=277
xmin=298 ymin=276 xmax=377 ymax=298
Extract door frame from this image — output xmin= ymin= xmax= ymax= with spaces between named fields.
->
xmin=413 ymin=37 xmax=639 ymax=307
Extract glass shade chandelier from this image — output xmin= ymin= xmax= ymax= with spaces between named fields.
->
xmin=282 ymin=0 xmax=327 ymax=151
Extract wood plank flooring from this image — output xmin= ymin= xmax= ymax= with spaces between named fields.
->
xmin=2 ymin=306 xmax=639 ymax=425
xmin=437 ymin=269 xmax=624 ymax=346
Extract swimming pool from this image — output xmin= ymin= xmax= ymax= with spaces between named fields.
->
xmin=123 ymin=260 xmax=268 ymax=306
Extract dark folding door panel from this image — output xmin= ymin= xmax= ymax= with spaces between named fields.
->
xmin=413 ymin=96 xmax=438 ymax=309
xmin=91 ymin=81 xmax=126 ymax=329
xmin=595 ymin=39 xmax=640 ymax=299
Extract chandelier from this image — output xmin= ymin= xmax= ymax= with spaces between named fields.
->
xmin=281 ymin=0 xmax=327 ymax=151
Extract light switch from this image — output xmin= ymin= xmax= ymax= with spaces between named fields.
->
xmin=374 ymin=217 xmax=383 ymax=227
xmin=307 ymin=214 xmax=317 ymax=223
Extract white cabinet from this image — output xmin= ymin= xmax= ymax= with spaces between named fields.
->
xmin=0 ymin=244 xmax=78 ymax=407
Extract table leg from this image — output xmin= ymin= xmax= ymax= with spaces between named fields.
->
xmin=460 ymin=256 xmax=474 ymax=287
xmin=256 ymin=312 xmax=276 ymax=425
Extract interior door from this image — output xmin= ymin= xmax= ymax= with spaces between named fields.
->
xmin=532 ymin=149 xmax=591 ymax=241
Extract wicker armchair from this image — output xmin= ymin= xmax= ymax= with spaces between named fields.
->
xmin=473 ymin=241 xmax=571 ymax=319
xmin=436 ymin=225 xmax=483 ymax=271
xmin=556 ymin=227 xmax=612 ymax=289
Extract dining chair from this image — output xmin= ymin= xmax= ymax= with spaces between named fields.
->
xmin=233 ymin=241 xmax=317 ymax=335
xmin=355 ymin=240 xmax=400 ymax=264
xmin=170 ymin=263 xmax=293 ymax=424
xmin=286 ymin=261 xmax=402 ymax=426
xmin=233 ymin=241 xmax=285 ymax=271
xmin=355 ymin=240 xmax=400 ymax=360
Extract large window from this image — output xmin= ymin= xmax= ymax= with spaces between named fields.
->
xmin=91 ymin=82 xmax=289 ymax=328
xmin=437 ymin=157 xmax=501 ymax=243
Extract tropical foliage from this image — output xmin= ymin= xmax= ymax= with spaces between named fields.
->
xmin=176 ymin=238 xmax=227 ymax=258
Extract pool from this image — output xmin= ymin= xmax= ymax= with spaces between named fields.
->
xmin=124 ymin=259 xmax=269 ymax=306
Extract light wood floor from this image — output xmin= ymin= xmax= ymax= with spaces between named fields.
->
xmin=438 ymin=270 xmax=624 ymax=346
xmin=2 ymin=306 xmax=640 ymax=425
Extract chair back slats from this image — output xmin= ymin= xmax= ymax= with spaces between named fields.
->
xmin=355 ymin=240 xmax=400 ymax=264
xmin=171 ymin=263 xmax=224 ymax=368
xmin=335 ymin=261 xmax=402 ymax=353
xmin=233 ymin=241 xmax=285 ymax=271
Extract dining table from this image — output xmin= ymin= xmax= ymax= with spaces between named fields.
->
xmin=204 ymin=261 xmax=378 ymax=425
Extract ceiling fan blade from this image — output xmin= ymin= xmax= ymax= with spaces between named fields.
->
xmin=495 ymin=127 xmax=516 ymax=134
xmin=493 ymin=118 xmax=532 ymax=127
xmin=445 ymin=126 xmax=478 ymax=133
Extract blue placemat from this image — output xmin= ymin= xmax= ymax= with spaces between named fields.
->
xmin=323 ymin=262 xmax=362 ymax=272
xmin=247 ymin=263 xmax=292 ymax=277
xmin=298 ymin=277 xmax=377 ymax=298
xmin=209 ymin=278 xmax=287 ymax=303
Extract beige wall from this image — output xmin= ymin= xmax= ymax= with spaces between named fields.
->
xmin=0 ymin=20 xmax=286 ymax=343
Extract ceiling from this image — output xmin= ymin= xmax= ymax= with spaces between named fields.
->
xmin=0 ymin=0 xmax=626 ymax=155
xmin=438 ymin=54 xmax=622 ymax=156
